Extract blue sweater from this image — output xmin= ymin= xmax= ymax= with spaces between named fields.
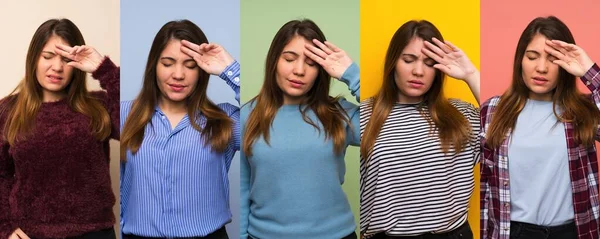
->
xmin=240 ymin=63 xmax=360 ymax=239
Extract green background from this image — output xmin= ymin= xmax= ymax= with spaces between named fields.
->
xmin=241 ymin=0 xmax=361 ymax=233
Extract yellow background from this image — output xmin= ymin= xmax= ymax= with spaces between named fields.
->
xmin=360 ymin=0 xmax=480 ymax=237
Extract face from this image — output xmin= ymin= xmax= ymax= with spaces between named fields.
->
xmin=156 ymin=39 xmax=200 ymax=104
xmin=275 ymin=35 xmax=319 ymax=105
xmin=36 ymin=34 xmax=75 ymax=101
xmin=394 ymin=37 xmax=437 ymax=104
xmin=521 ymin=33 xmax=560 ymax=101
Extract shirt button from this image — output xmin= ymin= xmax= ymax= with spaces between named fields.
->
xmin=586 ymin=81 xmax=591 ymax=86
xmin=227 ymin=71 xmax=233 ymax=76
xmin=503 ymin=181 xmax=508 ymax=186
xmin=234 ymin=77 xmax=240 ymax=83
xmin=504 ymin=203 xmax=509 ymax=208
xmin=504 ymin=227 xmax=509 ymax=231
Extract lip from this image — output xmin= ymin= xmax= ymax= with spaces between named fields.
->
xmin=168 ymin=83 xmax=186 ymax=92
xmin=46 ymin=75 xmax=63 ymax=84
xmin=532 ymin=76 xmax=548 ymax=85
xmin=288 ymin=79 xmax=305 ymax=89
xmin=407 ymin=80 xmax=424 ymax=88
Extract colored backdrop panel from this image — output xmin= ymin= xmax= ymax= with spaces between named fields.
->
xmin=240 ymin=0 xmax=361 ymax=233
xmin=481 ymin=0 xmax=600 ymax=101
xmin=480 ymin=0 xmax=600 ymax=184
xmin=360 ymin=0 xmax=480 ymax=236
xmin=120 ymin=0 xmax=240 ymax=236
xmin=0 ymin=0 xmax=120 ymax=233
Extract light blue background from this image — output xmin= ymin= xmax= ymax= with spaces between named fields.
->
xmin=120 ymin=0 xmax=240 ymax=236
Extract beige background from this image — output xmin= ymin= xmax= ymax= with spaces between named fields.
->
xmin=0 ymin=0 xmax=121 ymax=234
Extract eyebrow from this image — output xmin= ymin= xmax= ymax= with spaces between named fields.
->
xmin=42 ymin=51 xmax=56 ymax=55
xmin=282 ymin=51 xmax=299 ymax=56
xmin=525 ymin=50 xmax=541 ymax=55
xmin=160 ymin=57 xmax=195 ymax=62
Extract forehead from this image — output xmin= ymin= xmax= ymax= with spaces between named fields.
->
xmin=160 ymin=39 xmax=191 ymax=59
xmin=526 ymin=33 xmax=549 ymax=50
xmin=282 ymin=35 xmax=311 ymax=51
xmin=401 ymin=37 xmax=425 ymax=54
xmin=43 ymin=35 xmax=69 ymax=50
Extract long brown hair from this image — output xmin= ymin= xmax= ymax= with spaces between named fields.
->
xmin=1 ymin=18 xmax=111 ymax=146
xmin=360 ymin=20 xmax=471 ymax=160
xmin=120 ymin=20 xmax=233 ymax=160
xmin=242 ymin=19 xmax=351 ymax=156
xmin=486 ymin=16 xmax=600 ymax=149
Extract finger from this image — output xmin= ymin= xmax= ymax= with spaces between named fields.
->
xmin=55 ymin=44 xmax=74 ymax=53
xmin=181 ymin=46 xmax=201 ymax=59
xmin=303 ymin=49 xmax=325 ymax=66
xmin=432 ymin=38 xmax=453 ymax=54
xmin=312 ymin=39 xmax=333 ymax=55
xmin=324 ymin=41 xmax=342 ymax=52
xmin=550 ymin=39 xmax=577 ymax=50
xmin=545 ymin=40 xmax=570 ymax=56
xmin=75 ymin=45 xmax=86 ymax=54
xmin=54 ymin=47 xmax=76 ymax=60
xmin=544 ymin=46 xmax=569 ymax=62
xmin=181 ymin=40 xmax=200 ymax=52
xmin=70 ymin=46 xmax=81 ymax=55
xmin=444 ymin=40 xmax=461 ymax=52
xmin=433 ymin=64 xmax=452 ymax=73
xmin=423 ymin=40 xmax=448 ymax=58
xmin=305 ymin=44 xmax=328 ymax=60
xmin=203 ymin=43 xmax=219 ymax=51
xmin=67 ymin=61 xmax=84 ymax=69
xmin=421 ymin=47 xmax=447 ymax=65
xmin=552 ymin=59 xmax=570 ymax=70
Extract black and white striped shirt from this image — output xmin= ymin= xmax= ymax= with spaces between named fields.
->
xmin=359 ymin=98 xmax=480 ymax=237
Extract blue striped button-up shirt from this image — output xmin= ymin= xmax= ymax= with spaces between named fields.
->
xmin=120 ymin=61 xmax=240 ymax=237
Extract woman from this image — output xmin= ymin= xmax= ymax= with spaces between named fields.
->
xmin=240 ymin=19 xmax=360 ymax=239
xmin=0 ymin=18 xmax=119 ymax=239
xmin=120 ymin=20 xmax=239 ymax=238
xmin=359 ymin=20 xmax=480 ymax=239
xmin=481 ymin=16 xmax=600 ymax=239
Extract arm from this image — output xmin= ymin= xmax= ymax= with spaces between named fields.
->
xmin=218 ymin=61 xmax=241 ymax=104
xmin=0 ymin=141 xmax=16 ymax=238
xmin=240 ymin=150 xmax=250 ymax=239
xmin=92 ymin=57 xmax=120 ymax=140
xmin=340 ymin=63 xmax=360 ymax=146
xmin=579 ymin=64 xmax=600 ymax=140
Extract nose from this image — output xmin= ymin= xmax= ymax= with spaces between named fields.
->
xmin=412 ymin=61 xmax=424 ymax=77
xmin=51 ymin=57 xmax=64 ymax=73
xmin=173 ymin=64 xmax=185 ymax=80
xmin=292 ymin=59 xmax=305 ymax=76
xmin=535 ymin=59 xmax=548 ymax=74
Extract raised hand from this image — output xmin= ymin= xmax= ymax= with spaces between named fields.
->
xmin=180 ymin=40 xmax=234 ymax=75
xmin=304 ymin=39 xmax=353 ymax=80
xmin=54 ymin=44 xmax=104 ymax=73
xmin=545 ymin=40 xmax=595 ymax=77
xmin=422 ymin=38 xmax=480 ymax=103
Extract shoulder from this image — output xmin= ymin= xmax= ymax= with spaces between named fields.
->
xmin=120 ymin=100 xmax=134 ymax=116
xmin=448 ymin=98 xmax=478 ymax=115
xmin=217 ymin=102 xmax=239 ymax=117
xmin=240 ymin=99 xmax=257 ymax=121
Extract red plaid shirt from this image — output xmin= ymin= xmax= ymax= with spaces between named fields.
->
xmin=481 ymin=63 xmax=600 ymax=239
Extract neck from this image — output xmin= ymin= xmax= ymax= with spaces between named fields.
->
xmin=528 ymin=91 xmax=553 ymax=101
xmin=397 ymin=93 xmax=422 ymax=104
xmin=158 ymin=97 xmax=187 ymax=114
xmin=282 ymin=94 xmax=305 ymax=105
xmin=42 ymin=90 xmax=66 ymax=103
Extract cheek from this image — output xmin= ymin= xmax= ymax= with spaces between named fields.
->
xmin=156 ymin=66 xmax=171 ymax=83
xmin=305 ymin=67 xmax=319 ymax=87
